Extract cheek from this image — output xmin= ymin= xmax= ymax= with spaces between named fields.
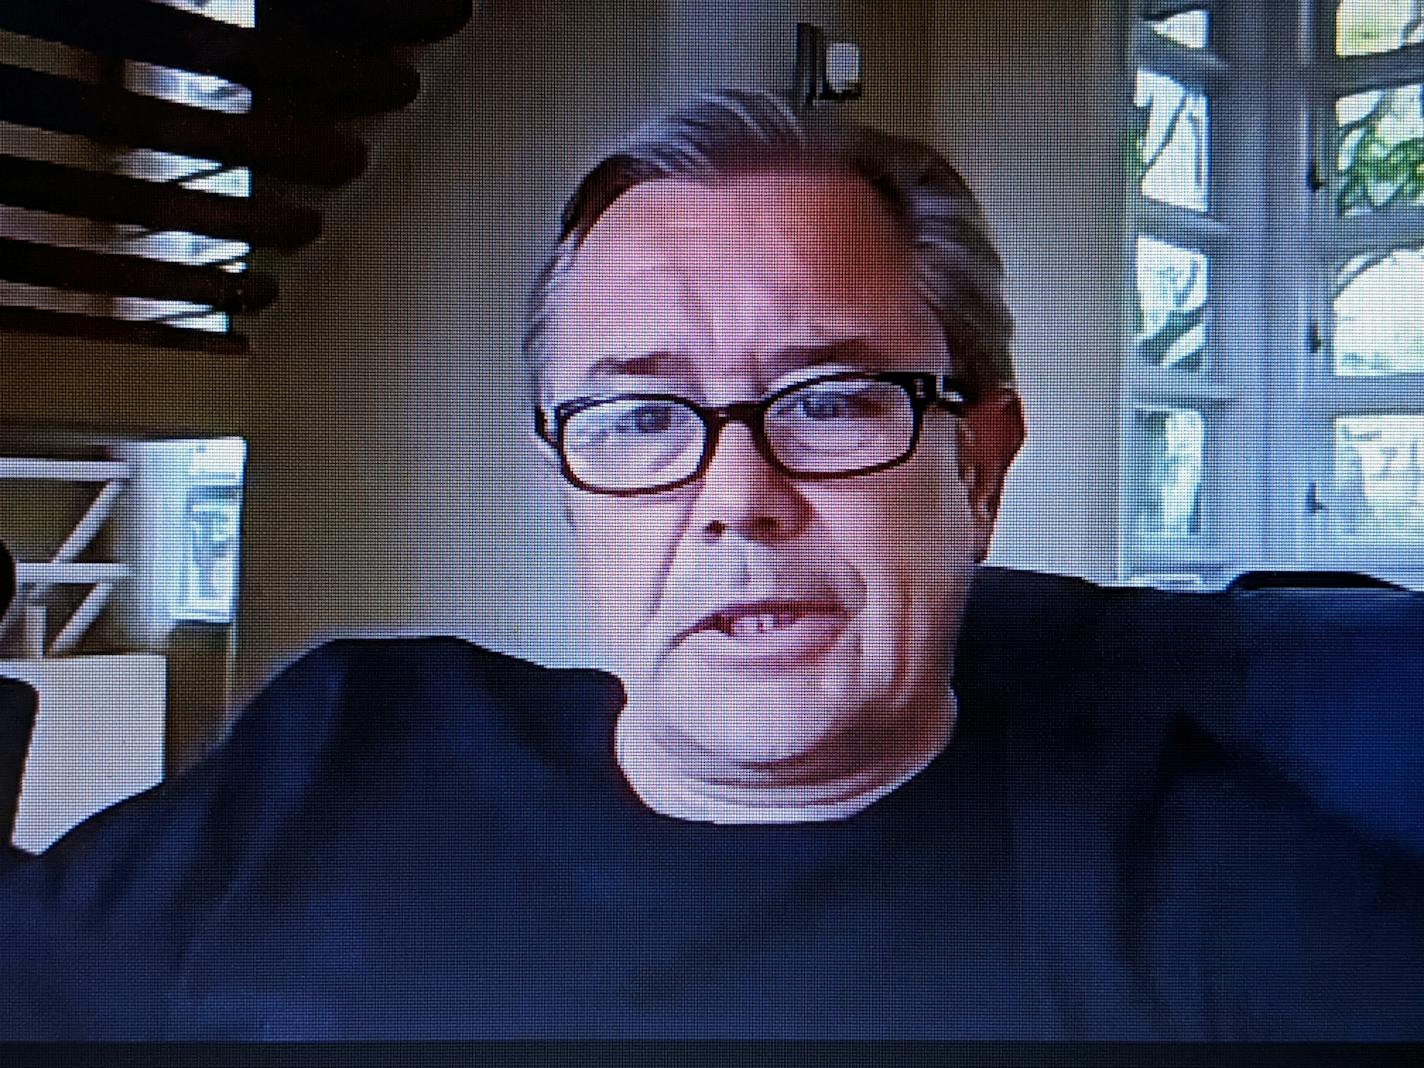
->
xmin=908 ymin=456 xmax=979 ymax=617
xmin=826 ymin=455 xmax=975 ymax=637
xmin=567 ymin=499 xmax=680 ymax=636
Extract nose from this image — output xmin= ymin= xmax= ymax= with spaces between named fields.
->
xmin=689 ymin=422 xmax=808 ymax=544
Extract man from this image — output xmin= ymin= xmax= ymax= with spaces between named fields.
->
xmin=528 ymin=91 xmax=1022 ymax=825
xmin=0 ymin=89 xmax=1419 ymax=1043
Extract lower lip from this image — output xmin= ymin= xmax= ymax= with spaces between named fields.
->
xmin=677 ymin=609 xmax=848 ymax=669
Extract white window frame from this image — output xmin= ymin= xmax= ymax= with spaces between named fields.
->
xmin=1121 ymin=0 xmax=1424 ymax=590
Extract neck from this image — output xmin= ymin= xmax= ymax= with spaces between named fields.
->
xmin=614 ymin=693 xmax=957 ymax=824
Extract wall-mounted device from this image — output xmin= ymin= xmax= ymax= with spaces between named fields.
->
xmin=793 ymin=22 xmax=862 ymax=112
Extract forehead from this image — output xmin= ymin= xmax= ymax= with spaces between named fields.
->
xmin=579 ymin=169 xmax=907 ymax=274
xmin=546 ymin=170 xmax=935 ymax=391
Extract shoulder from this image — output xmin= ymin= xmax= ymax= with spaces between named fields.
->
xmin=961 ymin=566 xmax=1424 ymax=857
xmin=0 ymin=637 xmax=624 ymax=1038
xmin=956 ymin=567 xmax=1201 ymax=792
xmin=242 ymin=634 xmax=607 ymax=721
xmin=212 ymin=635 xmax=623 ymax=776
xmin=7 ymin=636 xmax=622 ymax=901
xmin=962 ymin=568 xmax=1424 ymax=1037
xmin=1211 ymin=582 xmax=1424 ymax=857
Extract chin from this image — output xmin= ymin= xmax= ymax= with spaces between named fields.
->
xmin=653 ymin=679 xmax=867 ymax=767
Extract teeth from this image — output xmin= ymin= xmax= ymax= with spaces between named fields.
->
xmin=723 ymin=610 xmax=798 ymax=638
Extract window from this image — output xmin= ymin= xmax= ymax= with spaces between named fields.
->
xmin=119 ymin=0 xmax=255 ymax=336
xmin=1122 ymin=0 xmax=1424 ymax=588
xmin=0 ymin=1 xmax=463 ymax=353
xmin=170 ymin=438 xmax=246 ymax=624
xmin=0 ymin=0 xmax=259 ymax=349
xmin=0 ymin=433 xmax=247 ymax=656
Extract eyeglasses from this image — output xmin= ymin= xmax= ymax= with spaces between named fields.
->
xmin=534 ymin=370 xmax=976 ymax=496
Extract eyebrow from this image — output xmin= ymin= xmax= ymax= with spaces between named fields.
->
xmin=577 ymin=339 xmax=885 ymax=384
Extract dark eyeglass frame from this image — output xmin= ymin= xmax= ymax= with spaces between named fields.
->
xmin=533 ymin=370 xmax=978 ymax=497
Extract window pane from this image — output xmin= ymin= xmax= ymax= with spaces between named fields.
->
xmin=1147 ymin=7 xmax=1210 ymax=49
xmin=119 ymin=0 xmax=254 ymax=334
xmin=1134 ymin=235 xmax=1209 ymax=371
xmin=1132 ymin=69 xmax=1210 ymax=211
xmin=173 ymin=438 xmax=248 ymax=623
xmin=1334 ymin=246 xmax=1424 ymax=375
xmin=1128 ymin=407 xmax=1205 ymax=540
xmin=1336 ymin=0 xmax=1424 ymax=56
xmin=1336 ymin=84 xmax=1424 ymax=216
xmin=1331 ymin=415 xmax=1424 ymax=539
xmin=156 ymin=0 xmax=254 ymax=28
xmin=129 ymin=63 xmax=253 ymax=114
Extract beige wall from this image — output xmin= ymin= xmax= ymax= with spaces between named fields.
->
xmin=930 ymin=1 xmax=1127 ymax=582
xmin=229 ymin=0 xmax=969 ymax=706
xmin=0 ymin=1 xmax=1128 ymax=733
xmin=231 ymin=0 xmax=673 ymax=705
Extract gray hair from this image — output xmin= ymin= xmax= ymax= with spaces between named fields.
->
xmin=523 ymin=88 xmax=1014 ymax=399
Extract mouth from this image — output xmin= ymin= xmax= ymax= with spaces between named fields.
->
xmin=701 ymin=602 xmax=839 ymax=638
xmin=677 ymin=599 xmax=850 ymax=666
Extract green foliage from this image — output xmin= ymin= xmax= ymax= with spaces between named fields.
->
xmin=1125 ymin=25 xmax=1423 ymax=359
xmin=1124 ymin=100 xmax=1152 ymax=184
xmin=1336 ymin=0 xmax=1424 ymax=58
xmin=1127 ymin=408 xmax=1203 ymax=538
xmin=1336 ymin=93 xmax=1424 ymax=216
xmin=1333 ymin=89 xmax=1423 ymax=302
xmin=1138 ymin=306 xmax=1206 ymax=371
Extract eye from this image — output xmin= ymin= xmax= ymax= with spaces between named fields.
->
xmin=565 ymin=397 xmax=697 ymax=450
xmin=795 ymin=391 xmax=854 ymax=420
xmin=779 ymin=381 xmax=897 ymax=422
xmin=614 ymin=401 xmax=683 ymax=435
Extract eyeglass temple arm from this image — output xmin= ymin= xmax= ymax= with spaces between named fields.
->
xmin=930 ymin=374 xmax=980 ymax=412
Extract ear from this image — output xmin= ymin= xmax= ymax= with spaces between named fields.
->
xmin=955 ymin=388 xmax=1025 ymax=561
xmin=527 ymin=418 xmax=576 ymax=528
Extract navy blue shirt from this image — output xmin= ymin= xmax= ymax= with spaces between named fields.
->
xmin=0 ymin=569 xmax=1420 ymax=1039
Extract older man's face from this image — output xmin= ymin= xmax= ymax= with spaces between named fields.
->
xmin=542 ymin=171 xmax=1018 ymax=773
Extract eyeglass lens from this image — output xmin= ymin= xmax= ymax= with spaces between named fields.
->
xmin=561 ymin=376 xmax=919 ymax=493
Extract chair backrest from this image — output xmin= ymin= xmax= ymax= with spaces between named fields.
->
xmin=0 ymin=538 xmax=39 ymax=860
xmin=0 ymin=676 xmax=37 ymax=855
xmin=0 ymin=537 xmax=14 ymax=618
